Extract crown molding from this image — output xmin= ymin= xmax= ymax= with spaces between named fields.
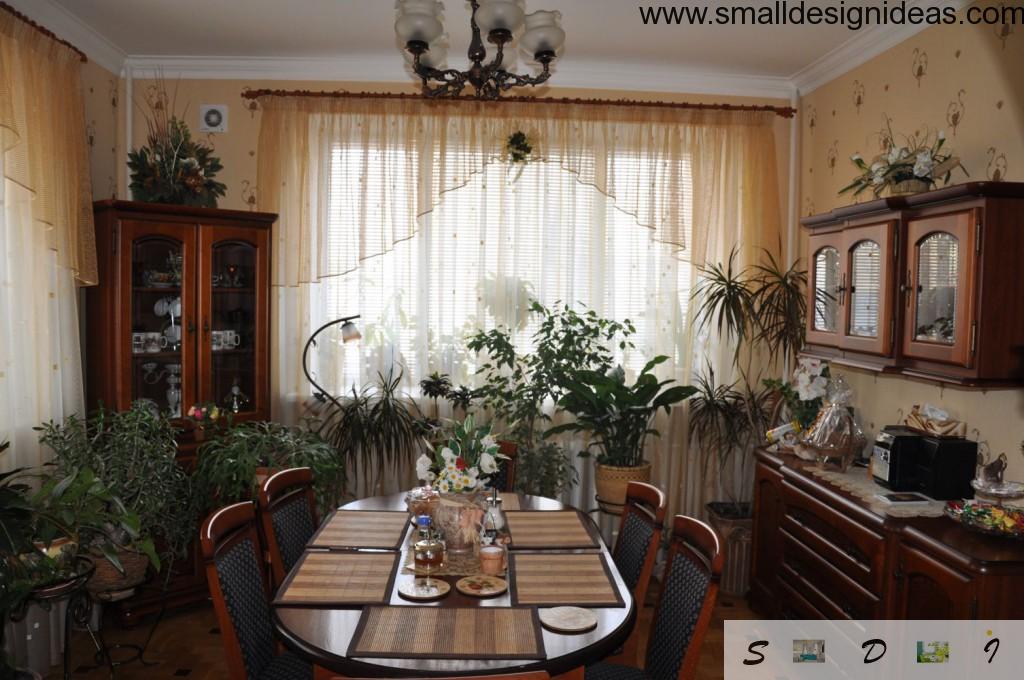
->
xmin=790 ymin=0 xmax=972 ymax=94
xmin=124 ymin=53 xmax=796 ymax=100
xmin=4 ymin=0 xmax=126 ymax=75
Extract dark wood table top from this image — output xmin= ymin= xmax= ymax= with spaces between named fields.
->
xmin=272 ymin=492 xmax=636 ymax=677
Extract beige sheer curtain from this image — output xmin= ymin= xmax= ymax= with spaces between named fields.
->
xmin=258 ymin=94 xmax=780 ymax=512
xmin=0 ymin=9 xmax=96 ymax=472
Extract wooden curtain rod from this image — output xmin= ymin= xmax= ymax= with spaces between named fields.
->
xmin=242 ymin=88 xmax=796 ymax=118
xmin=0 ymin=1 xmax=87 ymax=62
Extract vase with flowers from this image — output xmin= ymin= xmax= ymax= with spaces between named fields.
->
xmin=840 ymin=124 xmax=967 ymax=198
xmin=764 ymin=357 xmax=830 ymax=452
xmin=186 ymin=402 xmax=222 ymax=439
xmin=415 ymin=416 xmax=507 ymax=553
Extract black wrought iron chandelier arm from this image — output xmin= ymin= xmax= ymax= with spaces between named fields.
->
xmin=494 ymin=61 xmax=552 ymax=91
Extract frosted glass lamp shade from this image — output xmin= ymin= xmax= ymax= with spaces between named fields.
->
xmin=475 ymin=0 xmax=525 ymax=35
xmin=395 ymin=0 xmax=445 ymax=44
xmin=520 ymin=10 xmax=564 ymax=57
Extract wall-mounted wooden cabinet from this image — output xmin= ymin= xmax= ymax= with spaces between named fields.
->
xmin=802 ymin=182 xmax=1024 ymax=385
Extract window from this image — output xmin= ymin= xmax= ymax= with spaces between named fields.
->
xmin=315 ymin=143 xmax=693 ymax=397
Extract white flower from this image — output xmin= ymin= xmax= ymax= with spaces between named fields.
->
xmin=440 ymin=447 xmax=456 ymax=464
xmin=479 ymin=452 xmax=498 ymax=474
xmin=914 ymin=150 xmax=935 ymax=178
xmin=850 ymin=154 xmax=863 ymax=162
xmin=438 ymin=480 xmax=450 ymax=493
xmin=887 ymin=146 xmax=908 ymax=164
xmin=938 ymin=130 xmax=946 ymax=141
xmin=415 ymin=454 xmax=433 ymax=482
xmin=481 ymin=435 xmax=497 ymax=451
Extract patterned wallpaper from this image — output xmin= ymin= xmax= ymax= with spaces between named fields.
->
xmin=80 ymin=59 xmax=121 ymax=201
xmin=798 ymin=0 xmax=1024 ymax=481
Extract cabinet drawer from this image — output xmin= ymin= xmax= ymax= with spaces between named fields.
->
xmin=781 ymin=528 xmax=882 ymax=619
xmin=781 ymin=479 xmax=885 ymax=594
xmin=777 ymin=576 xmax=827 ymax=619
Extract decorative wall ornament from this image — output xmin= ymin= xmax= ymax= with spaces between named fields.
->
xmin=877 ymin=114 xmax=896 ymax=152
xmin=241 ymin=180 xmax=258 ymax=210
xmin=912 ymin=48 xmax=928 ymax=87
xmin=995 ymin=6 xmax=1013 ymax=48
xmin=946 ymin=90 xmax=966 ymax=136
xmin=807 ymin=105 xmax=817 ymax=134
xmin=987 ymin=148 xmax=1008 ymax=182
xmin=827 ymin=140 xmax=839 ymax=175
xmin=108 ymin=78 xmax=118 ymax=108
xmin=804 ymin=197 xmax=816 ymax=217
xmin=242 ymin=88 xmax=261 ymax=117
xmin=86 ymin=121 xmax=96 ymax=148
xmin=852 ymin=80 xmax=866 ymax=114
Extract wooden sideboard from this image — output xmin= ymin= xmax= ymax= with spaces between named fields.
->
xmin=750 ymin=448 xmax=1024 ymax=619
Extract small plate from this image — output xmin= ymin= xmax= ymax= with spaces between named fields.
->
xmin=455 ymin=575 xmax=507 ymax=598
xmin=397 ymin=578 xmax=450 ymax=601
xmin=539 ymin=606 xmax=598 ymax=633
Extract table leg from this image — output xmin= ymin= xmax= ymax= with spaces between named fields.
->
xmin=314 ymin=664 xmax=350 ymax=680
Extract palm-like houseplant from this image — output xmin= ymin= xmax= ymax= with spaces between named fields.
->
xmin=548 ymin=357 xmax=696 ymax=511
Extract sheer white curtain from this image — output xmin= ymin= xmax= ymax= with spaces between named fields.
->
xmin=258 ymin=96 xmax=782 ymax=512
xmin=0 ymin=13 xmax=94 ymax=474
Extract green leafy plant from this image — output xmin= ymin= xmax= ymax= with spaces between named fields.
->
xmin=419 ymin=372 xmax=452 ymax=420
xmin=315 ymin=367 xmax=427 ymax=496
xmin=193 ymin=420 xmax=344 ymax=516
xmin=127 ymin=79 xmax=226 ymax=207
xmin=513 ymin=441 xmax=578 ymax=499
xmin=467 ymin=301 xmax=634 ymax=494
xmin=548 ymin=357 xmax=696 ymax=468
xmin=35 ymin=402 xmax=193 ymax=565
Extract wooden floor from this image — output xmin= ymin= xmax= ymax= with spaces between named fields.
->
xmin=49 ymin=594 xmax=756 ymax=679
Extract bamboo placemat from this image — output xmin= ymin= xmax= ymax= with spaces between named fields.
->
xmin=308 ymin=510 xmax=409 ymax=550
xmin=510 ymin=553 xmax=625 ymax=608
xmin=348 ymin=606 xmax=546 ymax=660
xmin=274 ymin=552 xmax=399 ymax=607
xmin=496 ymin=493 xmax=521 ymax=511
xmin=504 ymin=510 xmax=599 ymax=549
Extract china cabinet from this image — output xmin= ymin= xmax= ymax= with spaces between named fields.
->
xmin=801 ymin=182 xmax=1024 ymax=385
xmin=86 ymin=200 xmax=276 ymax=624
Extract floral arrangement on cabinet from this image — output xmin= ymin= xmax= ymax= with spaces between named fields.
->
xmin=764 ymin=357 xmax=830 ymax=430
xmin=840 ymin=125 xmax=966 ymax=198
xmin=416 ymin=416 xmax=507 ymax=494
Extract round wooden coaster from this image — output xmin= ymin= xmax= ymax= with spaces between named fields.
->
xmin=397 ymin=578 xmax=451 ymax=601
xmin=455 ymin=575 xmax=508 ymax=598
xmin=539 ymin=607 xmax=598 ymax=633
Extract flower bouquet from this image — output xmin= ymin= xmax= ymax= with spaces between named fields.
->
xmin=415 ymin=416 xmax=507 ymax=553
xmin=764 ymin=357 xmax=830 ymax=431
xmin=840 ymin=125 xmax=967 ymax=198
xmin=186 ymin=402 xmax=221 ymax=431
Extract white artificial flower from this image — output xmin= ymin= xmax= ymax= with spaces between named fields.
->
xmin=938 ymin=130 xmax=946 ymax=141
xmin=481 ymin=435 xmax=497 ymax=451
xmin=415 ymin=454 xmax=433 ymax=481
xmin=914 ymin=150 xmax=935 ymax=178
xmin=438 ymin=480 xmax=450 ymax=493
xmin=440 ymin=447 xmax=456 ymax=464
xmin=850 ymin=153 xmax=863 ymax=162
xmin=479 ymin=452 xmax=498 ymax=474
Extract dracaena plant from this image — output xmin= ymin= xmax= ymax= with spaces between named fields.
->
xmin=547 ymin=357 xmax=696 ymax=468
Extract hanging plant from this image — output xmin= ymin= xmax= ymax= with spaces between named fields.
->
xmin=505 ymin=130 xmax=535 ymax=164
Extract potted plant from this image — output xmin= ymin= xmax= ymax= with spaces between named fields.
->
xmin=35 ymin=402 xmax=193 ymax=592
xmin=840 ymin=124 xmax=967 ymax=198
xmin=468 ymin=301 xmax=634 ymax=498
xmin=548 ymin=357 xmax=696 ymax=512
xmin=414 ymin=415 xmax=507 ymax=553
xmin=689 ymin=246 xmax=808 ymax=594
xmin=314 ymin=367 xmax=427 ymax=497
xmin=192 ymin=420 xmax=344 ymax=516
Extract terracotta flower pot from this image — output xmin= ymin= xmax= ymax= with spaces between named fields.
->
xmin=595 ymin=462 xmax=652 ymax=515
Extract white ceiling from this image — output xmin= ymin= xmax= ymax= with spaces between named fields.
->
xmin=15 ymin=0 xmax=969 ymax=96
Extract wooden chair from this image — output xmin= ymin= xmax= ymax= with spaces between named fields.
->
xmin=258 ymin=467 xmax=320 ymax=589
xmin=607 ymin=482 xmax=667 ymax=665
xmin=201 ymin=502 xmax=312 ymax=680
xmin=586 ymin=515 xmax=724 ymax=680
xmin=320 ymin=672 xmax=549 ymax=680
xmin=489 ymin=440 xmax=518 ymax=492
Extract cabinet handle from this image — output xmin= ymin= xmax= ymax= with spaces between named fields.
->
xmin=836 ymin=273 xmax=848 ymax=306
xmin=202 ymin=318 xmax=210 ymax=334
xmin=902 ymin=269 xmax=913 ymax=307
xmin=841 ymin=604 xmax=855 ymax=618
xmin=187 ymin=320 xmax=196 ymax=334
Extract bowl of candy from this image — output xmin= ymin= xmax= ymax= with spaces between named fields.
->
xmin=945 ymin=499 xmax=1024 ymax=540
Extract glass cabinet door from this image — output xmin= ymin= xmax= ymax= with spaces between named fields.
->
xmin=903 ymin=210 xmax=977 ymax=367
xmin=806 ymin=232 xmax=844 ymax=347
xmin=848 ymin=240 xmax=881 ymax=338
xmin=839 ymin=221 xmax=896 ymax=356
xmin=199 ymin=226 xmax=269 ymax=419
xmin=123 ymin=222 xmax=197 ymax=416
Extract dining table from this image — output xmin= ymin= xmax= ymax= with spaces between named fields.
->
xmin=272 ymin=492 xmax=636 ymax=679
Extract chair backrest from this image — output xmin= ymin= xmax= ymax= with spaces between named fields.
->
xmin=643 ymin=515 xmax=724 ymax=680
xmin=201 ymin=501 xmax=276 ymax=680
xmin=612 ymin=481 xmax=667 ymax=607
xmin=489 ymin=440 xmax=518 ymax=492
xmin=257 ymin=467 xmax=319 ymax=588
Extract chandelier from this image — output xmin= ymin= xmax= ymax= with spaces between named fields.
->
xmin=395 ymin=0 xmax=565 ymax=100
